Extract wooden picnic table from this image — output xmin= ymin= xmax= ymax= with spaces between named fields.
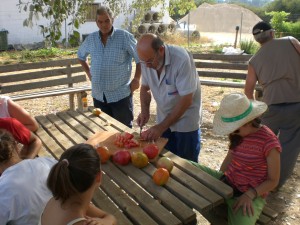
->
xmin=35 ymin=107 xmax=233 ymax=225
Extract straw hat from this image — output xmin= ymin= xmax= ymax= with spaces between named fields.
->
xmin=213 ymin=93 xmax=267 ymax=135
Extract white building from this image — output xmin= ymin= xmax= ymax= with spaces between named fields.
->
xmin=0 ymin=0 xmax=170 ymax=46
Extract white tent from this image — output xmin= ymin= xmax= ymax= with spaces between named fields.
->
xmin=179 ymin=3 xmax=262 ymax=34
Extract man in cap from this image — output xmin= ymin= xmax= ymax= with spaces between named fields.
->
xmin=245 ymin=21 xmax=300 ymax=187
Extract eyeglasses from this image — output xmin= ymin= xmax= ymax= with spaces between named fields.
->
xmin=140 ymin=51 xmax=158 ymax=66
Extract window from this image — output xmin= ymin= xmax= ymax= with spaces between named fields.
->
xmin=86 ymin=4 xmax=100 ymax=21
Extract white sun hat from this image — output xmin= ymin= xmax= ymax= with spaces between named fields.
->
xmin=213 ymin=93 xmax=267 ymax=135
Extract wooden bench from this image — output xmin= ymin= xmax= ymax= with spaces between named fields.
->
xmin=0 ymin=58 xmax=91 ymax=110
xmin=193 ymin=53 xmax=263 ymax=99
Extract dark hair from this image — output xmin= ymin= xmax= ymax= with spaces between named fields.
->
xmin=96 ymin=6 xmax=114 ymax=20
xmin=0 ymin=129 xmax=17 ymax=163
xmin=47 ymin=143 xmax=101 ymax=204
xmin=151 ymin=35 xmax=164 ymax=51
xmin=228 ymin=118 xmax=262 ymax=150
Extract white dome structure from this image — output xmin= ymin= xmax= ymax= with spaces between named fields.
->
xmin=179 ymin=3 xmax=262 ymax=34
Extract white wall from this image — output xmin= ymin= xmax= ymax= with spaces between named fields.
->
xmin=0 ymin=0 xmax=170 ymax=45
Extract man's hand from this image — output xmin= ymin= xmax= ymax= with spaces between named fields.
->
xmin=140 ymin=124 xmax=164 ymax=141
xmin=130 ymin=78 xmax=140 ymax=93
xmin=137 ymin=111 xmax=150 ymax=128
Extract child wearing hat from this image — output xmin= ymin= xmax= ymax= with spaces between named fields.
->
xmin=191 ymin=93 xmax=281 ymax=225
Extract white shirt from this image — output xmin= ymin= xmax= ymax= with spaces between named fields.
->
xmin=0 ymin=95 xmax=11 ymax=118
xmin=141 ymin=45 xmax=202 ymax=132
xmin=0 ymin=157 xmax=56 ymax=225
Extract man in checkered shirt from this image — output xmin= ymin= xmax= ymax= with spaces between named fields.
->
xmin=78 ymin=6 xmax=141 ymax=128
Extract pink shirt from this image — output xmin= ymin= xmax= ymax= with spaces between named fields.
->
xmin=225 ymin=125 xmax=281 ymax=193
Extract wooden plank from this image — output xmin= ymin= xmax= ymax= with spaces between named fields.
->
xmin=46 ymin=114 xmax=86 ymax=144
xmin=92 ymin=107 xmax=132 ymax=133
xmin=170 ymin=166 xmax=224 ymax=207
xmin=78 ymin=110 xmax=117 ymax=132
xmin=102 ymin=161 xmax=182 ymax=225
xmin=257 ymin=213 xmax=271 ymax=225
xmin=66 ymin=110 xmax=105 ymax=133
xmin=262 ymin=206 xmax=278 ymax=219
xmin=38 ymin=145 xmax=53 ymax=158
xmin=56 ymin=111 xmax=94 ymax=140
xmin=35 ymin=116 xmax=65 ymax=159
xmin=193 ymin=53 xmax=252 ymax=61
xmin=142 ymin=163 xmax=212 ymax=213
xmin=101 ymin=171 xmax=158 ymax=225
xmin=195 ymin=61 xmax=248 ymax=70
xmin=120 ymin=162 xmax=196 ymax=224
xmin=0 ymin=58 xmax=79 ymax=73
xmin=199 ymin=79 xmax=262 ymax=91
xmin=198 ymin=71 xmax=247 ymax=79
xmin=1 ymin=75 xmax=86 ymax=94
xmin=0 ymin=66 xmax=84 ymax=83
xmin=92 ymin=188 xmax=134 ymax=225
xmin=35 ymin=115 xmax=74 ymax=151
xmin=11 ymin=85 xmax=91 ymax=101
xmin=162 ymin=150 xmax=233 ymax=199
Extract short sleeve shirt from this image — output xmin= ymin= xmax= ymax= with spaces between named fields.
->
xmin=0 ymin=157 xmax=56 ymax=225
xmin=225 ymin=125 xmax=281 ymax=193
xmin=77 ymin=27 xmax=140 ymax=103
xmin=141 ymin=45 xmax=202 ymax=132
xmin=0 ymin=95 xmax=11 ymax=118
xmin=0 ymin=117 xmax=31 ymax=145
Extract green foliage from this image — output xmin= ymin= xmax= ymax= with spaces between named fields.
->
xmin=265 ymin=0 xmax=300 ymax=21
xmin=194 ymin=0 xmax=217 ymax=7
xmin=18 ymin=0 xmax=196 ymax=44
xmin=240 ymin=39 xmax=259 ymax=54
xmin=0 ymin=48 xmax=76 ymax=64
xmin=266 ymin=11 xmax=290 ymax=31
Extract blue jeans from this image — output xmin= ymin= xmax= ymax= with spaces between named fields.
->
xmin=93 ymin=94 xmax=133 ymax=128
xmin=162 ymin=128 xmax=201 ymax=162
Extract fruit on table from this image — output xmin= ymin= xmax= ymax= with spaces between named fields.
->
xmin=143 ymin=144 xmax=159 ymax=159
xmin=156 ymin=156 xmax=174 ymax=172
xmin=152 ymin=168 xmax=170 ymax=186
xmin=114 ymin=132 xmax=139 ymax=149
xmin=113 ymin=149 xmax=131 ymax=166
xmin=92 ymin=108 xmax=102 ymax=116
xmin=96 ymin=146 xmax=111 ymax=164
xmin=131 ymin=152 xmax=149 ymax=168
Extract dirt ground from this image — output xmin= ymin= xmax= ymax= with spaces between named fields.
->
xmin=16 ymin=83 xmax=299 ymax=225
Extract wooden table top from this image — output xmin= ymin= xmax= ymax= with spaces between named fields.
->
xmin=35 ymin=107 xmax=233 ymax=225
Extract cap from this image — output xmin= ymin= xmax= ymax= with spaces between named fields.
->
xmin=252 ymin=21 xmax=272 ymax=35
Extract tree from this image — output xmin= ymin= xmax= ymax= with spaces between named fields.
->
xmin=18 ymin=0 xmax=196 ymax=46
xmin=194 ymin=0 xmax=217 ymax=7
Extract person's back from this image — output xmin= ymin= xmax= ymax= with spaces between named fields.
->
xmin=249 ymin=36 xmax=300 ymax=105
xmin=0 ymin=129 xmax=56 ymax=225
xmin=40 ymin=144 xmax=116 ymax=225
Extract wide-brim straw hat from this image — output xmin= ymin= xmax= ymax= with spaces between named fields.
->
xmin=213 ymin=93 xmax=267 ymax=135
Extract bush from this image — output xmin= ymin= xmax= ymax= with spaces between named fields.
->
xmin=240 ymin=39 xmax=259 ymax=54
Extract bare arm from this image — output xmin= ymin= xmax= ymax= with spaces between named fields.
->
xmin=19 ymin=132 xmax=42 ymax=159
xmin=137 ymin=85 xmax=151 ymax=127
xmin=130 ymin=63 xmax=142 ymax=93
xmin=8 ymin=99 xmax=39 ymax=132
xmin=78 ymin=59 xmax=92 ymax=81
xmin=290 ymin=36 xmax=300 ymax=54
xmin=253 ymin=148 xmax=280 ymax=196
xmin=220 ymin=150 xmax=233 ymax=172
xmin=244 ymin=64 xmax=258 ymax=100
